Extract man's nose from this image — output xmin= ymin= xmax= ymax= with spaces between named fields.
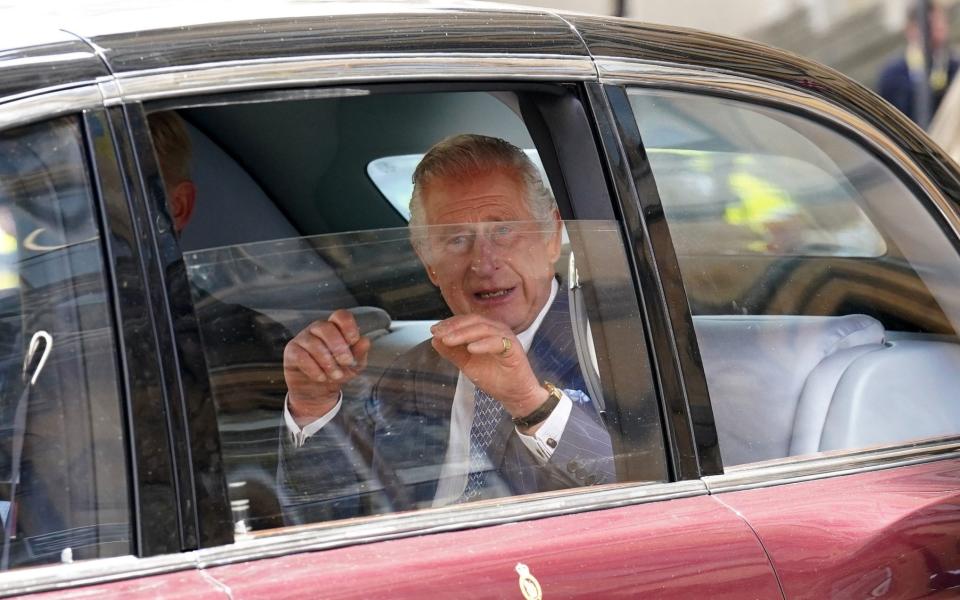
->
xmin=470 ymin=235 xmax=500 ymax=275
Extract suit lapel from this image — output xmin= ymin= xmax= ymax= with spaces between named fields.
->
xmin=526 ymin=288 xmax=585 ymax=390
xmin=413 ymin=343 xmax=459 ymax=421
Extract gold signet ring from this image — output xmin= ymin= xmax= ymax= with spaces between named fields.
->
xmin=499 ymin=337 xmax=512 ymax=357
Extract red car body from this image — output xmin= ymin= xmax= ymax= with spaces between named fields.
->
xmin=1 ymin=2 xmax=960 ymax=598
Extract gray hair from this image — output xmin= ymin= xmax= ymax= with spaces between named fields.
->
xmin=409 ymin=134 xmax=557 ymax=248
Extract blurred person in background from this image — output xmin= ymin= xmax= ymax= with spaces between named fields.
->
xmin=928 ymin=58 xmax=960 ymax=161
xmin=878 ymin=1 xmax=957 ymax=127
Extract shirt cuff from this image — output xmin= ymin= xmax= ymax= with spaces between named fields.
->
xmin=284 ymin=392 xmax=343 ymax=448
xmin=516 ymin=392 xmax=573 ymax=464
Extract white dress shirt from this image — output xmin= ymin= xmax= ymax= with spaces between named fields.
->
xmin=284 ymin=392 xmax=342 ymax=449
xmin=285 ymin=279 xmax=574 ymax=505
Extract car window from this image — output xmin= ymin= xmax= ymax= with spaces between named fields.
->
xmin=149 ymin=88 xmax=665 ymax=534
xmin=628 ymin=88 xmax=960 ymax=467
xmin=0 ymin=116 xmax=129 ymax=568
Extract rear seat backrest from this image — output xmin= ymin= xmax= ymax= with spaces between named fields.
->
xmin=180 ymin=121 xmax=357 ymax=318
xmin=692 ymin=314 xmax=885 ymax=466
xmin=181 ymin=123 xmax=301 ymax=251
xmin=818 ymin=340 xmax=960 ymax=451
xmin=788 ymin=344 xmax=882 ymax=455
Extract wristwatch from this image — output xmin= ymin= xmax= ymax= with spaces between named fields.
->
xmin=512 ymin=381 xmax=562 ymax=429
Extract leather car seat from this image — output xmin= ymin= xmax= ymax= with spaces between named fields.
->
xmin=693 ymin=314 xmax=885 ymax=466
xmin=815 ymin=340 xmax=960 ymax=451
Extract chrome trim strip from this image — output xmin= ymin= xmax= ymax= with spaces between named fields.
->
xmin=96 ymin=76 xmax=122 ymax=110
xmin=108 ymin=53 xmax=597 ymax=104
xmin=0 ymin=85 xmax=103 ymax=130
xmin=596 ymin=60 xmax=761 ymax=88
xmin=595 ymin=57 xmax=960 ymax=277
xmin=0 ymin=480 xmax=703 ymax=596
xmin=705 ymin=438 xmax=960 ymax=493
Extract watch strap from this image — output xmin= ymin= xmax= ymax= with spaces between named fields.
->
xmin=512 ymin=381 xmax=562 ymax=429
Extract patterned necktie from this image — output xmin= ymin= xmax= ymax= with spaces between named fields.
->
xmin=460 ymin=387 xmax=505 ymax=501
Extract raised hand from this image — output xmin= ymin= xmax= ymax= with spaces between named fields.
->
xmin=284 ymin=309 xmax=371 ymax=426
xmin=430 ymin=314 xmax=549 ymax=421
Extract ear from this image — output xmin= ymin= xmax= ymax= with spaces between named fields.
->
xmin=415 ymin=244 xmax=440 ymax=287
xmin=546 ymin=209 xmax=563 ymax=263
xmin=169 ymin=180 xmax=197 ymax=233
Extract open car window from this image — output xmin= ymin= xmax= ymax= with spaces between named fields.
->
xmin=150 ymin=87 xmax=665 ymax=535
xmin=184 ymin=219 xmax=657 ymax=528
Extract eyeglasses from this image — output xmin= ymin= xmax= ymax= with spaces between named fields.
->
xmin=421 ymin=221 xmax=549 ymax=258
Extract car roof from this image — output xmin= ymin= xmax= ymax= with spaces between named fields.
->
xmin=0 ymin=0 xmax=594 ymax=100
xmin=1 ymin=0 xmax=943 ymax=188
xmin=3 ymin=0 xmax=570 ymax=40
xmin=0 ymin=0 xmax=573 ymax=49
xmin=0 ymin=0 xmax=861 ymax=98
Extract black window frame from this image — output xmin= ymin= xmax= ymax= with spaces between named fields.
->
xmin=94 ymin=104 xmax=231 ymax=557
xmin=124 ymin=79 xmax=678 ymax=547
xmin=590 ymin=83 xmax=722 ymax=480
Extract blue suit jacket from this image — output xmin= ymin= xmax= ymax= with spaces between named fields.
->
xmin=278 ymin=291 xmax=615 ymax=524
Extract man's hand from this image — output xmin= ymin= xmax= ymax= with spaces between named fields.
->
xmin=284 ymin=309 xmax=371 ymax=427
xmin=431 ymin=315 xmax=549 ymax=426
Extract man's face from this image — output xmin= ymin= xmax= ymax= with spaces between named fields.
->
xmin=909 ymin=6 xmax=949 ymax=50
xmin=931 ymin=6 xmax=949 ymax=50
xmin=417 ymin=168 xmax=561 ymax=333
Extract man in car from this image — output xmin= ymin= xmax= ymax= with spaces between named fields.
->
xmin=279 ymin=134 xmax=614 ymax=522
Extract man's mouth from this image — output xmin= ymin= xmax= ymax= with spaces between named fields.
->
xmin=474 ymin=287 xmax=516 ymax=301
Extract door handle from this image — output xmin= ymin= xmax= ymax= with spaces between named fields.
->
xmin=22 ymin=330 xmax=52 ymax=386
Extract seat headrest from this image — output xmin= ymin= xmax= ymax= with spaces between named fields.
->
xmin=820 ymin=340 xmax=960 ymax=451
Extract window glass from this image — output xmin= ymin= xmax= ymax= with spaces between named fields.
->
xmin=184 ymin=219 xmax=655 ymax=527
xmin=646 ymin=149 xmax=886 ymax=257
xmin=629 ymin=88 xmax=960 ymax=467
xmin=151 ymin=89 xmax=663 ymax=533
xmin=630 ymin=93 xmax=886 ymax=258
xmin=0 ymin=116 xmax=129 ymax=568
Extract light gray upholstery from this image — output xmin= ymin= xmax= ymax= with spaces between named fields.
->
xmin=693 ymin=314 xmax=885 ymax=466
xmin=788 ymin=344 xmax=882 ymax=455
xmin=181 ymin=123 xmax=300 ymax=251
xmin=819 ymin=340 xmax=960 ymax=451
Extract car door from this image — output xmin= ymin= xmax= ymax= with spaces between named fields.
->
xmin=588 ymin=25 xmax=960 ymax=599
xmin=134 ymin=79 xmax=783 ymax=600
xmin=0 ymin=10 xmax=783 ymax=598
xmin=59 ymin=9 xmax=784 ymax=598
